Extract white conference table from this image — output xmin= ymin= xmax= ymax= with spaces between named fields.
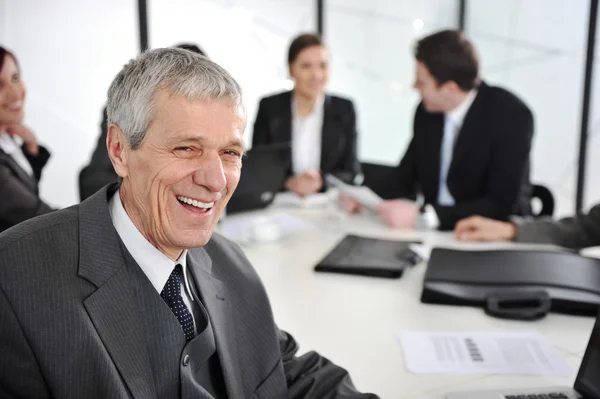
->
xmin=218 ymin=198 xmax=596 ymax=399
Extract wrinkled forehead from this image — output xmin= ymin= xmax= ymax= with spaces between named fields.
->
xmin=148 ymin=90 xmax=246 ymax=140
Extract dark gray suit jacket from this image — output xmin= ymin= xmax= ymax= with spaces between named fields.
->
xmin=0 ymin=143 xmax=54 ymax=233
xmin=516 ymin=204 xmax=600 ymax=250
xmin=0 ymin=185 xmax=377 ymax=399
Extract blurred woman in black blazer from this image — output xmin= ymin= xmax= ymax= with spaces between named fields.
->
xmin=252 ymin=33 xmax=360 ymax=196
xmin=0 ymin=47 xmax=54 ymax=233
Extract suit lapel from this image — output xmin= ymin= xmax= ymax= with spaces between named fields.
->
xmin=78 ymin=186 xmax=156 ymax=399
xmin=0 ymin=148 xmax=37 ymax=192
xmin=187 ymin=249 xmax=245 ymax=399
xmin=320 ymin=95 xmax=337 ymax=172
xmin=448 ymin=83 xmax=487 ymax=178
xmin=426 ymin=113 xmax=445 ymax=199
xmin=270 ymin=91 xmax=292 ymax=144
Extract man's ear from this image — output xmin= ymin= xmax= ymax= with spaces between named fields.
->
xmin=106 ymin=124 xmax=130 ymax=178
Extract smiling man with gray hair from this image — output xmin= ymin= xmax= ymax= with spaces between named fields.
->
xmin=0 ymin=48 xmax=377 ymax=399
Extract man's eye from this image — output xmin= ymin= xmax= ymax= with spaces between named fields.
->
xmin=224 ymin=150 xmax=241 ymax=157
xmin=176 ymin=147 xmax=193 ymax=152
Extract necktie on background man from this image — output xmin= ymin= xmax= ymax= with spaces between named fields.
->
xmin=437 ymin=115 xmax=457 ymax=206
xmin=160 ymin=264 xmax=195 ymax=342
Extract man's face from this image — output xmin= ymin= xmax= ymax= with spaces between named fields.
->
xmin=413 ymin=61 xmax=452 ymax=113
xmin=113 ymin=90 xmax=245 ymax=258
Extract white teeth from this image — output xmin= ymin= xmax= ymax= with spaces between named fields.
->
xmin=177 ymin=195 xmax=214 ymax=209
xmin=8 ymin=101 xmax=23 ymax=110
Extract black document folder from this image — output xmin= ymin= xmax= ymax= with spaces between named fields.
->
xmin=314 ymin=235 xmax=422 ymax=278
xmin=422 ymin=248 xmax=600 ymax=319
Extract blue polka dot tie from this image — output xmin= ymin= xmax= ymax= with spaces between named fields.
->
xmin=160 ymin=264 xmax=195 ymax=342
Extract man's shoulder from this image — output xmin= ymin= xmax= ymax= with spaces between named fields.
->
xmin=0 ymin=205 xmax=79 ymax=255
xmin=481 ymin=84 xmax=531 ymax=114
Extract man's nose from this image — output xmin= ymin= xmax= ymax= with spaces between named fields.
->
xmin=192 ymin=152 xmax=227 ymax=194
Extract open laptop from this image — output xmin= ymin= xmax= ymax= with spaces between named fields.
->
xmin=446 ymin=311 xmax=600 ymax=399
xmin=226 ymin=142 xmax=290 ymax=214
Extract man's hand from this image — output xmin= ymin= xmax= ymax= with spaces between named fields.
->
xmin=6 ymin=124 xmax=39 ymax=155
xmin=376 ymin=199 xmax=419 ymax=228
xmin=338 ymin=194 xmax=361 ymax=214
xmin=455 ymin=215 xmax=517 ymax=241
xmin=285 ymin=169 xmax=323 ymax=197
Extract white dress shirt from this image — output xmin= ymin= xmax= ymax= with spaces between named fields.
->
xmin=437 ymin=89 xmax=478 ymax=206
xmin=0 ymin=131 xmax=34 ymax=177
xmin=109 ymin=190 xmax=199 ymax=334
xmin=291 ymin=95 xmax=325 ymax=175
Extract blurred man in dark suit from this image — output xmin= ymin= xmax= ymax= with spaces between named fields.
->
xmin=343 ymin=30 xmax=534 ymax=231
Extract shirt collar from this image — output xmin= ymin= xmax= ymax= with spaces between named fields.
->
xmin=0 ymin=131 xmax=20 ymax=154
xmin=445 ymin=89 xmax=478 ymax=128
xmin=292 ymin=94 xmax=325 ymax=118
xmin=108 ymin=190 xmax=194 ymax=300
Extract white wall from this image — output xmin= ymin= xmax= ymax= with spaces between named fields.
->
xmin=0 ymin=0 xmax=138 ymax=208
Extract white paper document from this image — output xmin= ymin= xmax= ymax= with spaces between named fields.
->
xmin=397 ymin=331 xmax=571 ymax=376
xmin=218 ymin=212 xmax=314 ymax=243
xmin=271 ymin=192 xmax=332 ymax=208
xmin=325 ymin=174 xmax=383 ymax=211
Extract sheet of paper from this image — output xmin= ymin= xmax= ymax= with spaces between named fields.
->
xmin=396 ymin=331 xmax=571 ymax=376
xmin=325 ymin=174 xmax=383 ymax=211
xmin=218 ymin=212 xmax=314 ymax=243
xmin=271 ymin=192 xmax=333 ymax=208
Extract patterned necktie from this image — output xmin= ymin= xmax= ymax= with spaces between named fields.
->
xmin=160 ymin=264 xmax=195 ymax=342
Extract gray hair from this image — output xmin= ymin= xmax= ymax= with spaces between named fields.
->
xmin=106 ymin=48 xmax=244 ymax=149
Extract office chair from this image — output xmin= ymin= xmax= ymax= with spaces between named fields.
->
xmin=530 ymin=184 xmax=554 ymax=217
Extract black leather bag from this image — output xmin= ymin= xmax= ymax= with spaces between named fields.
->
xmin=421 ymin=248 xmax=600 ymax=319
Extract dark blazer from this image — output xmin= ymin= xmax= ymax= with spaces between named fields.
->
xmin=252 ymin=91 xmax=361 ymax=185
xmin=515 ymin=204 xmax=600 ymax=250
xmin=391 ymin=82 xmax=534 ymax=230
xmin=79 ymin=107 xmax=118 ymax=201
xmin=0 ymin=142 xmax=54 ymax=233
xmin=0 ymin=184 xmax=377 ymax=399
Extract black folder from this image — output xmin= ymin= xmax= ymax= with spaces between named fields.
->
xmin=422 ymin=248 xmax=600 ymax=319
xmin=314 ymin=235 xmax=422 ymax=278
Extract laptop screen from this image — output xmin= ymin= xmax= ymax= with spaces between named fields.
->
xmin=574 ymin=311 xmax=600 ymax=397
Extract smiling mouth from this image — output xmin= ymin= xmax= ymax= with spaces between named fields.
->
xmin=176 ymin=195 xmax=215 ymax=212
xmin=4 ymin=101 xmax=23 ymax=112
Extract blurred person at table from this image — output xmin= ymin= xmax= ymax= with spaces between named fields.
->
xmin=252 ymin=33 xmax=361 ymax=197
xmin=0 ymin=46 xmax=54 ymax=233
xmin=78 ymin=43 xmax=207 ymax=201
xmin=342 ymin=30 xmax=534 ymax=231
xmin=455 ymin=205 xmax=600 ymax=250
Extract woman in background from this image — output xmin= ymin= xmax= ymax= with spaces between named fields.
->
xmin=252 ymin=33 xmax=361 ymax=196
xmin=0 ymin=46 xmax=54 ymax=233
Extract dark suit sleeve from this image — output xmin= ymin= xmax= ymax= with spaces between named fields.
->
xmin=0 ymin=286 xmax=51 ymax=398
xmin=0 ymin=148 xmax=54 ymax=229
xmin=278 ymin=330 xmax=378 ymax=398
xmin=22 ymin=145 xmax=50 ymax=182
xmin=78 ymin=108 xmax=119 ymax=201
xmin=328 ymin=101 xmax=361 ymax=185
xmin=434 ymin=105 xmax=534 ymax=230
xmin=515 ymin=204 xmax=600 ymax=249
xmin=252 ymin=98 xmax=271 ymax=147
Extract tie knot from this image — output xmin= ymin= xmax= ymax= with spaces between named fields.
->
xmin=160 ymin=264 xmax=183 ymax=302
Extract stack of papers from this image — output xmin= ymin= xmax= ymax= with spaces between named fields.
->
xmin=397 ymin=331 xmax=571 ymax=376
xmin=218 ymin=213 xmax=314 ymax=243
xmin=325 ymin=174 xmax=383 ymax=211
